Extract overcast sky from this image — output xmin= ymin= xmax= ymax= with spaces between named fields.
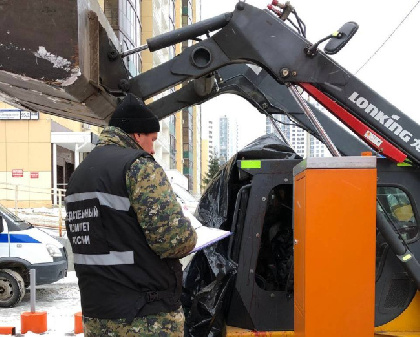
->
xmin=199 ymin=0 xmax=420 ymax=148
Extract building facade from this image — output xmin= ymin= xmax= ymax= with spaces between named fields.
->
xmin=0 ymin=105 xmax=100 ymax=208
xmin=140 ymin=0 xmax=177 ymax=171
xmin=141 ymin=0 xmax=201 ymax=194
xmin=182 ymin=0 xmax=202 ymax=195
xmin=0 ymin=0 xmax=202 ymax=207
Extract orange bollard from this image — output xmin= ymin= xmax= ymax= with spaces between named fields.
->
xmin=0 ymin=327 xmax=16 ymax=335
xmin=20 ymin=311 xmax=47 ymax=334
xmin=74 ymin=312 xmax=83 ymax=334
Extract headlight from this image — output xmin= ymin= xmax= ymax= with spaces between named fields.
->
xmin=46 ymin=243 xmax=62 ymax=258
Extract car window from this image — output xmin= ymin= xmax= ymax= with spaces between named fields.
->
xmin=0 ymin=204 xmax=32 ymax=231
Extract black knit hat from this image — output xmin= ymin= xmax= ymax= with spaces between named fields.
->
xmin=109 ymin=93 xmax=160 ymax=134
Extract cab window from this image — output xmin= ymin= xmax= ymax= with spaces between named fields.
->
xmin=255 ymin=184 xmax=293 ymax=291
xmin=377 ymin=186 xmax=419 ymax=242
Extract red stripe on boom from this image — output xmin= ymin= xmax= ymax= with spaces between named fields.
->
xmin=300 ymin=83 xmax=406 ymax=163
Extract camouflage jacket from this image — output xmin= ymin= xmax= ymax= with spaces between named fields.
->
xmin=96 ymin=126 xmax=197 ymax=259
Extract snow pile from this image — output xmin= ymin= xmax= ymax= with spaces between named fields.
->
xmin=16 ymin=207 xmax=67 ymax=231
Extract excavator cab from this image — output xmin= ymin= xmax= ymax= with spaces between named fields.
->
xmin=183 ymin=138 xmax=420 ymax=335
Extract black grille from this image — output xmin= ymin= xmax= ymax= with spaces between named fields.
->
xmin=384 ymin=279 xmax=410 ymax=308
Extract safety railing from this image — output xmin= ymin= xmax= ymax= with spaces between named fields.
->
xmin=0 ymin=182 xmax=67 ymax=237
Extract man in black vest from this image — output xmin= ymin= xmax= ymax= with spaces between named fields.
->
xmin=65 ymin=93 xmax=197 ymax=336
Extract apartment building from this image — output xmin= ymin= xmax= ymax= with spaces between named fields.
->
xmin=141 ymin=0 xmax=201 ymax=194
xmin=219 ymin=115 xmax=238 ymax=165
xmin=0 ymin=0 xmax=202 ymax=207
xmin=266 ymin=112 xmax=329 ymax=158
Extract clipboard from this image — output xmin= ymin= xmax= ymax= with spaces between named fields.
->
xmin=184 ymin=210 xmax=231 ymax=253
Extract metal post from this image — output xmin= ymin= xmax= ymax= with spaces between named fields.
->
xmin=53 ymin=143 xmax=57 ymax=205
xmin=75 ymin=146 xmax=80 ymax=169
xmin=58 ymin=190 xmax=63 ymax=237
xmin=14 ymin=185 xmax=18 ymax=216
xmin=30 ymin=269 xmax=36 ymax=313
xmin=288 ymin=85 xmax=341 ymax=157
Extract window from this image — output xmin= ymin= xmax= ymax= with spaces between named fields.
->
xmin=113 ymin=0 xmax=141 ymax=76
xmin=0 ymin=204 xmax=32 ymax=231
xmin=377 ymin=186 xmax=419 ymax=242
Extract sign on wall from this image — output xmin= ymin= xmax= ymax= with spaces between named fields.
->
xmin=12 ymin=169 xmax=23 ymax=177
xmin=0 ymin=109 xmax=39 ymax=120
xmin=30 ymin=172 xmax=39 ymax=179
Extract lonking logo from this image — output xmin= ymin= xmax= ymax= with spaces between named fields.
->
xmin=348 ymin=92 xmax=412 ymax=143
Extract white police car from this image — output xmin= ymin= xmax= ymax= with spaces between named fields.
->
xmin=0 ymin=203 xmax=67 ymax=307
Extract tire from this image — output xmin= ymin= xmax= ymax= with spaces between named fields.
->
xmin=6 ymin=269 xmax=26 ymax=300
xmin=0 ymin=269 xmax=25 ymax=307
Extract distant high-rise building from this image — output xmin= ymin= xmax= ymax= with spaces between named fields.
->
xmin=266 ymin=110 xmax=329 ymax=158
xmin=219 ymin=115 xmax=238 ymax=164
xmin=219 ymin=117 xmax=228 ymax=164
xmin=309 ymin=134 xmax=327 ymax=157
xmin=208 ymin=120 xmax=214 ymax=158
xmin=201 ymin=118 xmax=217 ymax=193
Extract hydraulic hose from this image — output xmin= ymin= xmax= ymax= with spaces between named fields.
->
xmin=146 ymin=13 xmax=232 ymax=52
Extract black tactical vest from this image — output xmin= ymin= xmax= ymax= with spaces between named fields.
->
xmin=65 ymin=145 xmax=182 ymax=321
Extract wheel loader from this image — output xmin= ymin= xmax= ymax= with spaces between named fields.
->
xmin=1 ymin=1 xmax=420 ymax=335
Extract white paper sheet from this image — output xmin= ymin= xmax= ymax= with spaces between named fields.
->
xmin=184 ymin=210 xmax=231 ymax=253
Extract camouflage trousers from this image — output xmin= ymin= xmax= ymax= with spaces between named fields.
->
xmin=83 ymin=307 xmax=185 ymax=337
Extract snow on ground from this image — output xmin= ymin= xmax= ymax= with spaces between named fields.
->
xmin=2 ymin=208 xmax=81 ymax=335
xmin=0 ymin=272 xmax=83 ymax=336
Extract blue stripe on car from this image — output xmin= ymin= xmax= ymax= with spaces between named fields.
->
xmin=0 ymin=233 xmax=41 ymax=243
